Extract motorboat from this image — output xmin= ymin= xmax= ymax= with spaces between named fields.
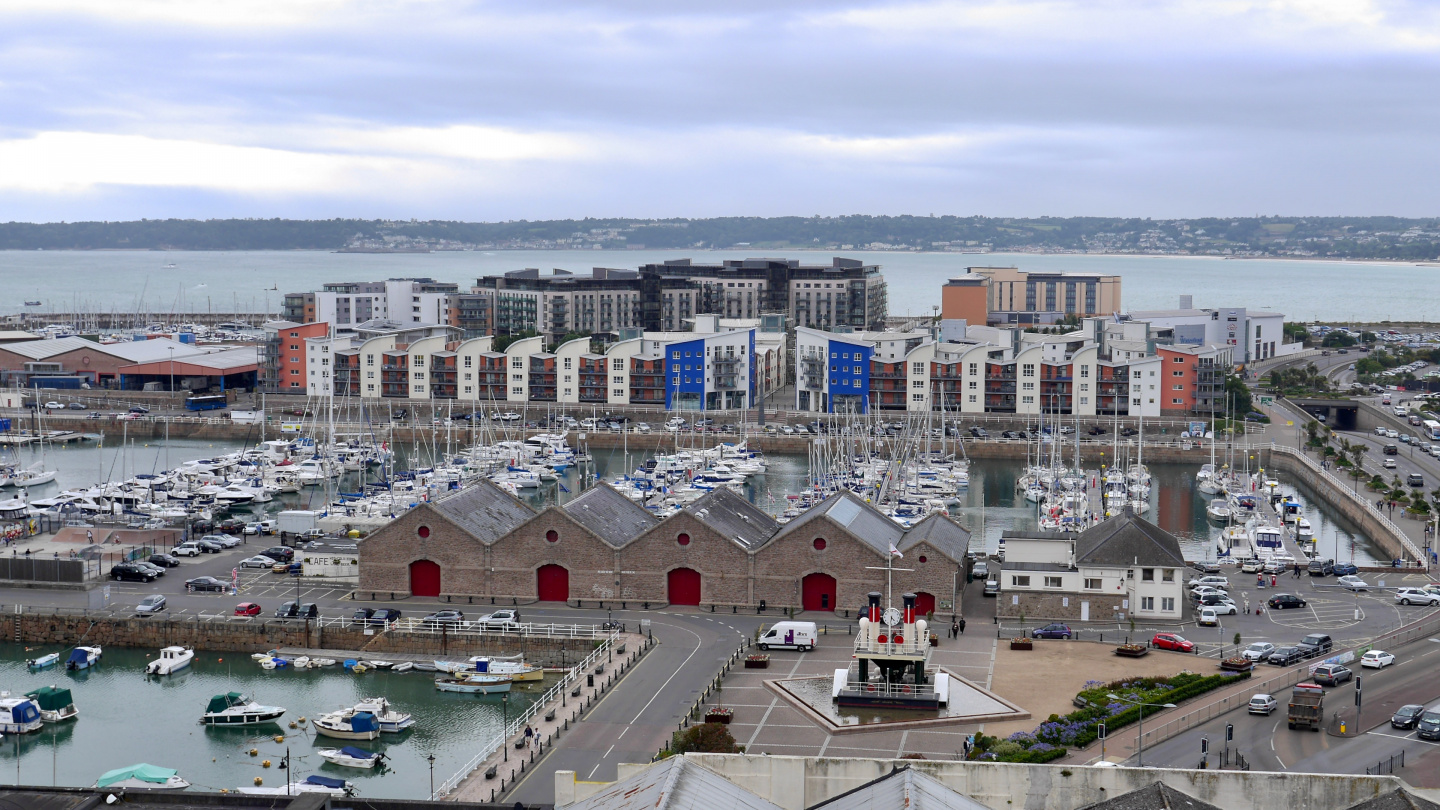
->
xmin=1296 ymin=517 xmax=1314 ymax=542
xmin=434 ymin=673 xmax=512 ymax=694
xmin=0 ymin=695 xmax=43 ymax=733
xmin=442 ymin=656 xmax=543 ymax=682
xmin=66 ymin=646 xmax=102 ymax=671
xmin=145 ymin=646 xmax=194 ymax=676
xmin=237 ymin=775 xmax=356 ymax=796
xmin=200 ymin=692 xmax=285 ymax=726
xmin=1205 ymin=499 xmax=1232 ymax=524
xmin=95 ymin=763 xmax=190 ymax=791
xmin=349 ymin=697 xmax=414 ymax=732
xmin=312 ymin=710 xmax=381 ymax=741
xmin=26 ymin=686 xmax=77 ymax=722
xmin=318 ymin=746 xmax=386 ymax=769
xmin=26 ymin=652 xmax=59 ymax=670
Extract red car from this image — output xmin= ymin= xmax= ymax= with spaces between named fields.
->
xmin=1152 ymin=633 xmax=1194 ymax=652
xmin=234 ymin=602 xmax=262 ymax=616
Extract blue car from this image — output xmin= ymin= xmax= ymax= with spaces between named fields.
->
xmin=1333 ymin=562 xmax=1359 ymax=576
xmin=1031 ymin=623 xmax=1073 ymax=639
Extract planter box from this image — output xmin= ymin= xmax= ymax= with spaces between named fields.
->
xmin=744 ymin=657 xmax=770 ymax=669
xmin=1220 ymin=658 xmax=1255 ymax=672
xmin=705 ymin=711 xmax=733 ymax=724
xmin=929 ymin=634 xmax=939 ymax=647
xmin=1115 ymin=645 xmax=1149 ymax=658
xmin=1010 ymin=640 xmax=1033 ymax=651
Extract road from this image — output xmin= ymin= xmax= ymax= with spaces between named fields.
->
xmin=1117 ymin=633 xmax=1440 ymax=783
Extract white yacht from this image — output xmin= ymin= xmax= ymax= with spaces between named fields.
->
xmin=200 ymin=692 xmax=285 ymax=726
xmin=145 ymin=646 xmax=194 ymax=676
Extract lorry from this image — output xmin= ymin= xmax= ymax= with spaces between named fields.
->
xmin=758 ymin=621 xmax=817 ymax=651
xmin=1288 ymin=682 xmax=1325 ymax=731
xmin=277 ymin=510 xmax=320 ymax=539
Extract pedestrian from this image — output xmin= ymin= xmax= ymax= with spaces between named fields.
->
xmin=958 ymin=617 xmax=966 ymax=634
xmin=523 ymin=725 xmax=534 ymax=748
xmin=949 ymin=622 xmax=956 ymax=639
xmin=1294 ymin=563 xmax=1301 ymax=578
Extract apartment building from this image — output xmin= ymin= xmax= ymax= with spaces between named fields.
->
xmin=1127 ymin=302 xmax=1292 ymax=364
xmin=260 ymin=320 xmax=329 ymax=393
xmin=474 ymin=268 xmax=647 ymax=341
xmin=942 ymin=266 xmax=1122 ymax=327
xmin=638 ymin=257 xmax=887 ymax=332
xmin=282 ymin=278 xmax=459 ymax=335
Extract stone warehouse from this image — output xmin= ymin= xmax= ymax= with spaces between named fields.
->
xmin=358 ymin=481 xmax=971 ymax=616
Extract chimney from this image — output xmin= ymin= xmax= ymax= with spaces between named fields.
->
xmin=902 ymin=593 xmax=916 ymax=626
xmin=867 ymin=591 xmax=882 ymax=624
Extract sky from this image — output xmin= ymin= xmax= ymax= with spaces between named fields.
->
xmin=2 ymin=0 xmax=1439 ymax=222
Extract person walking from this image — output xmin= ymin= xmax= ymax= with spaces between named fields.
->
xmin=949 ymin=621 xmax=957 ymax=639
xmin=958 ymin=617 xmax=966 ymax=634
xmin=523 ymin=725 xmax=534 ymax=748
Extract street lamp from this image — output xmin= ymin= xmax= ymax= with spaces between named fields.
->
xmin=427 ymin=753 xmax=436 ymax=799
xmin=501 ymin=693 xmax=509 ymax=762
xmin=168 ymin=346 xmax=175 ymax=394
xmin=1106 ymin=693 xmax=1177 ymax=766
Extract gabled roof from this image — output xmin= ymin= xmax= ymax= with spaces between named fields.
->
xmin=1075 ymin=782 xmax=1224 ymax=810
xmin=430 ymin=478 xmax=536 ymax=544
xmin=810 ymin=766 xmax=990 ymax=810
xmin=563 ymin=484 xmax=658 ymax=548
xmin=563 ymin=756 xmax=782 ymax=810
xmin=768 ymin=491 xmax=903 ymax=557
xmin=684 ymin=488 xmax=779 ymax=551
xmin=1074 ymin=507 xmax=1185 ymax=569
xmin=900 ymin=513 xmax=971 ymax=562
xmin=1342 ymin=789 xmax=1440 ymax=810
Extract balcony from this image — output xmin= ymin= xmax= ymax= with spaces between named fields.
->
xmin=715 ymin=375 xmax=739 ymax=389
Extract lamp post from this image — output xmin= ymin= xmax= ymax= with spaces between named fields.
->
xmin=1106 ymin=693 xmax=1177 ymax=767
xmin=168 ymin=346 xmax=175 ymax=394
xmin=427 ymin=753 xmax=436 ymax=799
xmin=501 ymin=693 xmax=509 ymax=762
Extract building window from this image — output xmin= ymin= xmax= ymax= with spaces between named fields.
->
xmin=1011 ymin=575 xmax=1031 ymax=587
xmin=918 ymin=555 xmax=927 ymax=563
xmin=613 ymin=358 xmax=624 ymax=370
xmin=613 ymin=388 xmax=624 ymax=397
xmin=1044 ymin=576 xmax=1063 ymax=588
xmin=414 ymin=355 xmax=425 ymax=367
xmin=1084 ymin=578 xmax=1102 ymax=590
xmin=1022 ymin=363 xmax=1035 ymax=376
xmin=813 ymin=538 xmax=826 ymax=551
xmin=545 ymin=530 xmax=558 ymax=543
xmin=366 ymin=354 xmax=374 ymax=366
xmin=1080 ymin=366 xmax=1089 ymax=378
xmin=677 ymin=533 xmax=690 ymax=546
xmin=1142 ymin=568 xmax=1154 ymax=581
xmin=512 ymin=358 xmax=523 ymax=369
xmin=912 ymin=393 xmax=925 ymax=401
xmin=1162 ymin=597 xmax=1176 ymax=611
xmin=418 ymin=526 xmax=430 ymax=539
xmin=563 ymin=357 xmax=572 ymax=370
xmin=1162 ymin=569 xmax=1175 ymax=582
xmin=1141 ymin=596 xmax=1155 ymax=611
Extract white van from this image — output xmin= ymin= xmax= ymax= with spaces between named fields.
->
xmin=758 ymin=621 xmax=817 ymax=651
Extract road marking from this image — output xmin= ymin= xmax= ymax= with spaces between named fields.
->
xmin=616 ymin=727 xmax=628 ymax=739
xmin=1367 ymin=730 xmax=1440 ymax=746
xmin=601 ymin=744 xmax=614 ymax=758
xmin=626 ymin=624 xmax=704 ymax=725
xmin=896 ymin=730 xmax=910 ymax=758
xmin=818 ymin=735 xmax=833 ymax=757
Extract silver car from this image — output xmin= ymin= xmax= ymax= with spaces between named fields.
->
xmin=136 ymin=594 xmax=167 ymax=615
xmin=1248 ymin=694 xmax=1278 ymax=715
xmin=239 ymin=555 xmax=277 ymax=569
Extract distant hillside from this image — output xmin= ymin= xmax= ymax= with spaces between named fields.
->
xmin=3 ymin=215 xmax=1440 ymax=259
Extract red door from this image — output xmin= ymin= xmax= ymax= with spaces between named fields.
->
xmin=914 ymin=592 xmax=936 ymax=617
xmin=409 ymin=560 xmax=441 ymax=597
xmin=667 ymin=568 xmax=702 ymax=606
xmin=801 ymin=573 xmax=837 ymax=612
xmin=537 ymin=564 xmax=569 ymax=601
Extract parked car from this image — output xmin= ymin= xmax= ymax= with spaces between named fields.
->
xmin=1187 ymin=575 xmax=1230 ymax=590
xmin=423 ymin=609 xmax=465 ymax=626
xmin=1421 ymin=705 xmax=1440 ymax=741
xmin=983 ymin=579 xmax=1000 ymax=596
xmin=1332 ymin=562 xmax=1358 ymax=576
xmin=1199 ymin=596 xmax=1237 ymax=613
xmin=1267 ymin=646 xmax=1305 ymax=666
xmin=1360 ymin=650 xmax=1396 ymax=668
xmin=1151 ymin=633 xmax=1194 ymax=652
xmin=66 ymin=401 xmax=85 ymax=410
xmin=354 ymin=608 xmax=401 ymax=626
xmin=135 ymin=594 xmax=167 ymax=615
xmin=1296 ymin=633 xmax=1334 ymax=658
xmin=1307 ymin=558 xmax=1335 ymax=576
xmin=1394 ymin=588 xmax=1440 ymax=606
xmin=1197 ymin=607 xmax=1220 ymax=626
xmin=262 ymin=546 xmax=294 ymax=563
xmin=206 ymin=533 xmax=241 ymax=549
xmin=298 ymin=603 xmax=319 ymax=619
xmin=110 ymin=563 xmax=155 ymax=582
xmin=478 ymin=609 xmax=521 ymax=629
xmin=971 ymin=561 xmax=989 ymax=579
xmin=1337 ymin=575 xmax=1369 ymax=591
xmin=1241 ymin=558 xmax=1264 ymax=573
xmin=1311 ymin=663 xmax=1353 ymax=686
xmin=1031 ymin=623 xmax=1073 ymax=639
xmin=1247 ymin=694 xmax=1278 ymax=715
xmin=239 ymin=555 xmax=277 ymax=569
xmin=185 ymin=576 xmax=228 ymax=592
xmin=1267 ymin=593 xmax=1307 ymax=609
xmin=275 ymin=601 xmax=318 ymax=619
xmin=132 ymin=561 xmax=166 ymax=578
xmin=1241 ymin=642 xmax=1276 ymax=661
xmin=173 ymin=542 xmax=202 ymax=557
xmin=1189 ymin=586 xmax=1225 ymax=601
xmin=43 ymin=401 xmax=63 ymax=410
xmin=352 ymin=608 xmax=375 ymax=625
xmin=1392 ymin=704 xmax=1426 ymax=730
xmin=148 ymin=553 xmax=181 ymax=568
xmin=234 ymin=602 xmax=262 ymax=616
xmin=1191 ymin=561 xmax=1222 ymax=574
xmin=969 ymin=426 xmax=988 ymax=438
xmin=196 ymin=539 xmax=225 ymax=554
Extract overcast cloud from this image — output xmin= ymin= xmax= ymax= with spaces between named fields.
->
xmin=2 ymin=0 xmax=1438 ymax=221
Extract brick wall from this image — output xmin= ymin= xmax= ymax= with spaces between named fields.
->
xmin=620 ymin=511 xmax=753 ymax=604
xmin=488 ymin=509 xmax=618 ymax=601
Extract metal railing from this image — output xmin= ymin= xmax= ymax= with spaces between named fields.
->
xmin=432 ymin=629 xmax=623 ymax=798
xmin=1268 ymin=443 xmax=1424 ymax=563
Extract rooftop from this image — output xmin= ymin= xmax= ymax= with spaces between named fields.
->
xmin=684 ymin=487 xmax=780 ymax=551
xmin=562 ymin=484 xmax=659 ymax=548
xmin=428 ymin=478 xmax=536 ymax=544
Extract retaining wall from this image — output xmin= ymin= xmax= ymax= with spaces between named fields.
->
xmin=684 ymin=753 xmax=1416 ymax=810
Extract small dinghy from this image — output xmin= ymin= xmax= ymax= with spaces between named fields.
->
xmin=66 ymin=646 xmax=102 ymax=671
xmin=318 ymin=746 xmax=386 ymax=769
xmin=363 ymin=660 xmax=394 ymax=670
xmin=312 ymin=658 xmax=338 ymax=667
xmin=293 ymin=656 xmax=311 ymax=669
xmin=392 ymin=662 xmax=414 ymax=673
xmin=237 ymin=775 xmax=355 ymax=796
xmin=145 ymin=646 xmax=194 ymax=676
xmin=26 ymin=653 xmax=59 ymax=670
xmin=312 ymin=711 xmax=381 ymax=741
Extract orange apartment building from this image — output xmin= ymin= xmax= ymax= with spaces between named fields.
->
xmin=261 ymin=320 xmax=330 ymax=393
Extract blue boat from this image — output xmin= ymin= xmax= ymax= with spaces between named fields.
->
xmin=65 ymin=646 xmax=102 ymax=671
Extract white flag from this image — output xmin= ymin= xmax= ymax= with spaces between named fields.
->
xmin=889 ymin=542 xmax=903 ymax=558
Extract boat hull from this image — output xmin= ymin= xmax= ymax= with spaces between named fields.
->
xmin=201 ymin=709 xmax=285 ymax=726
xmin=312 ymin=723 xmax=381 ymax=741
